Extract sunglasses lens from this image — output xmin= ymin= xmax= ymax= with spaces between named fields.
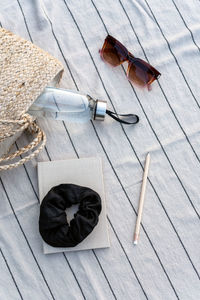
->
xmin=127 ymin=58 xmax=160 ymax=87
xmin=100 ymin=36 xmax=128 ymax=67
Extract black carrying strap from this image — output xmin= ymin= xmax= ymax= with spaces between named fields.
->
xmin=106 ymin=109 xmax=139 ymax=125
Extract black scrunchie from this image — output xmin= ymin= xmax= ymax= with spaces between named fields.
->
xmin=39 ymin=184 xmax=102 ymax=247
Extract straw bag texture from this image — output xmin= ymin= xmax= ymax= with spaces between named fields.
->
xmin=0 ymin=28 xmax=64 ymax=171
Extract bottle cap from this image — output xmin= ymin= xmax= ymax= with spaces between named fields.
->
xmin=93 ymin=100 xmax=107 ymax=121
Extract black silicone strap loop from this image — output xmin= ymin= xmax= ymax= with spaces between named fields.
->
xmin=106 ymin=110 xmax=139 ymax=125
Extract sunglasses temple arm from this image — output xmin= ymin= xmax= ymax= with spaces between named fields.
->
xmin=106 ymin=109 xmax=139 ymax=125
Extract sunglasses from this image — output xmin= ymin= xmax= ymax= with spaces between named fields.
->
xmin=100 ymin=35 xmax=161 ymax=89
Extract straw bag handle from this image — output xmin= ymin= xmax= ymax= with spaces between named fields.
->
xmin=0 ymin=114 xmax=46 ymax=171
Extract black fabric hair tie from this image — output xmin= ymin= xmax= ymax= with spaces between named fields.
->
xmin=39 ymin=184 xmax=102 ymax=247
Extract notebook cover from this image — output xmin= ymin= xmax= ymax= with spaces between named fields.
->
xmin=37 ymin=157 xmax=110 ymax=254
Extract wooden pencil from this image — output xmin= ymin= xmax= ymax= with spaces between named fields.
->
xmin=133 ymin=152 xmax=150 ymax=245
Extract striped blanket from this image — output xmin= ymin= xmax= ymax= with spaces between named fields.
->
xmin=0 ymin=0 xmax=200 ymax=299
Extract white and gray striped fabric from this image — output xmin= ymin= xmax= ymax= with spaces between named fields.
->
xmin=0 ymin=1 xmax=200 ymax=299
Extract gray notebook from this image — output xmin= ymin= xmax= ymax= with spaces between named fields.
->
xmin=37 ymin=157 xmax=110 ymax=254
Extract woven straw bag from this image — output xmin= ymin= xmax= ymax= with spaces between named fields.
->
xmin=0 ymin=28 xmax=64 ymax=171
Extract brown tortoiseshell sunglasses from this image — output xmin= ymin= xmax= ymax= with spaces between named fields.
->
xmin=100 ymin=35 xmax=161 ymax=89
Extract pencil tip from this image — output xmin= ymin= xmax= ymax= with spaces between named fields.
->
xmin=133 ymin=240 xmax=138 ymax=245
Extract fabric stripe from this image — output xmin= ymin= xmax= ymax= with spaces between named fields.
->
xmin=91 ymin=0 xmax=200 ymax=220
xmin=18 ymin=0 xmax=78 ymax=90
xmin=15 ymin=143 xmax=38 ymax=199
xmin=107 ymin=216 xmax=180 ymax=299
xmin=107 ymin=217 xmax=149 ymax=299
xmin=63 ymin=0 xmax=200 ymax=281
xmin=92 ymin=252 xmax=118 ymax=300
xmin=61 ymin=252 xmax=85 ymax=299
xmin=62 ymin=253 xmax=86 ymax=300
xmin=0 ymin=248 xmax=23 ymax=300
xmin=0 ymin=178 xmax=56 ymax=300
xmin=144 ymin=0 xmax=199 ymax=109
xmin=171 ymin=0 xmax=200 ymax=53
xmin=60 ymin=254 xmax=85 ymax=300
xmin=16 ymin=0 xmax=32 ymax=42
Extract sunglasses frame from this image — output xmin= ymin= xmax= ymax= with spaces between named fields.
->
xmin=100 ymin=35 xmax=161 ymax=87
